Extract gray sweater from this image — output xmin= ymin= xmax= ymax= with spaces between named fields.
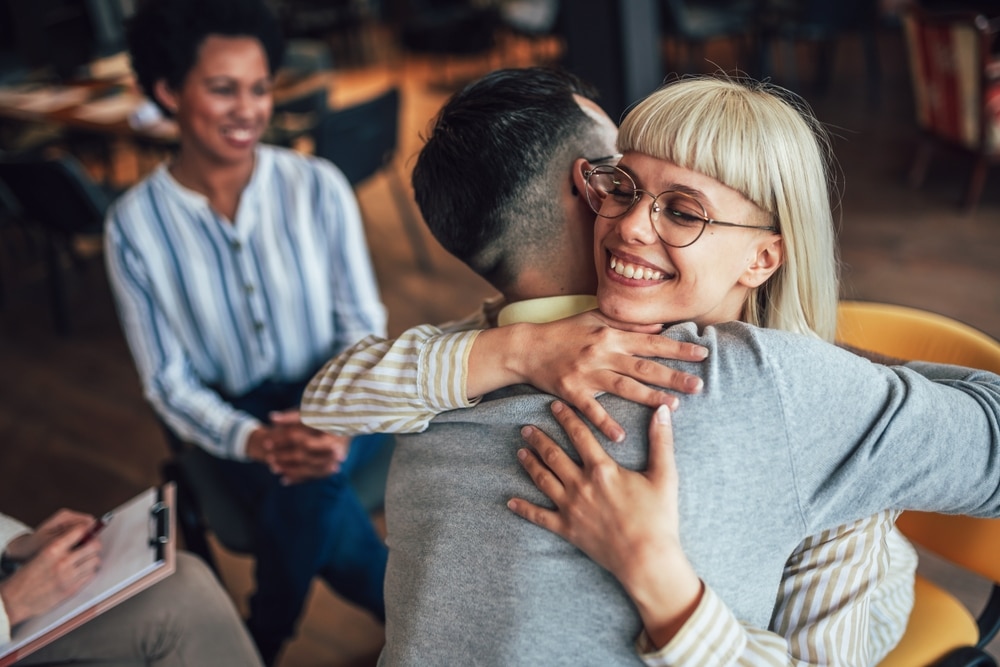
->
xmin=380 ymin=321 xmax=1000 ymax=666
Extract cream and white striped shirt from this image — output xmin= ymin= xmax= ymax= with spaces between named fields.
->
xmin=300 ymin=303 xmax=917 ymax=665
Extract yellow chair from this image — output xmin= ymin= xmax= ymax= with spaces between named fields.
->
xmin=836 ymin=300 xmax=1000 ymax=667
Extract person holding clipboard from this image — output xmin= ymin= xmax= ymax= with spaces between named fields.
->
xmin=0 ymin=509 xmax=262 ymax=665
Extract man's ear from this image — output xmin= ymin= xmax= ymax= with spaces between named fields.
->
xmin=153 ymin=79 xmax=179 ymax=115
xmin=739 ymin=236 xmax=784 ymax=288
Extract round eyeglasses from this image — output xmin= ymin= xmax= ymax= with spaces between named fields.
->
xmin=584 ymin=164 xmax=779 ymax=248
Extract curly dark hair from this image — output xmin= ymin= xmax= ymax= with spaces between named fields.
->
xmin=127 ymin=0 xmax=285 ymax=114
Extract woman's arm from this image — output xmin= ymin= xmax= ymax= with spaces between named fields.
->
xmin=301 ymin=324 xmax=484 ymax=435
xmin=301 ymin=309 xmax=708 ymax=441
xmin=508 ymin=403 xmax=906 ymax=666
xmin=104 ymin=220 xmax=262 ymax=460
xmin=469 ymin=310 xmax=707 ymax=442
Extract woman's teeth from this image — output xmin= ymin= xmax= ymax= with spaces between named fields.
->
xmin=225 ymin=128 xmax=254 ymax=141
xmin=610 ymin=255 xmax=664 ymax=281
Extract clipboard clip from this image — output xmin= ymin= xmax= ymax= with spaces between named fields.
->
xmin=148 ymin=499 xmax=170 ymax=560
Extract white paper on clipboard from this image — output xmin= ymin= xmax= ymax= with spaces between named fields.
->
xmin=0 ymin=484 xmax=176 ymax=666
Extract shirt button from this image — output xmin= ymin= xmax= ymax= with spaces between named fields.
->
xmin=245 ymin=284 xmax=255 ymax=294
xmin=254 ymin=321 xmax=265 ymax=331
xmin=231 ymin=240 xmax=242 ymax=251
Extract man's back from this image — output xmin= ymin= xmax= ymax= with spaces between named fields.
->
xmin=381 ymin=321 xmax=1000 ymax=666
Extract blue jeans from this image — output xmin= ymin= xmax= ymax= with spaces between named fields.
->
xmin=211 ymin=378 xmax=389 ymax=664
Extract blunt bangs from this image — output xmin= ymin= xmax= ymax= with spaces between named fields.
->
xmin=619 ymin=78 xmax=829 ymax=221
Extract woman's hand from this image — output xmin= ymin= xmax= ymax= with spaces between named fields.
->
xmin=267 ymin=410 xmax=351 ymax=484
xmin=0 ymin=524 xmax=102 ymax=626
xmin=470 ymin=310 xmax=707 ymax=443
xmin=3 ymin=509 xmax=93 ymax=563
xmin=507 ymin=401 xmax=703 ymax=647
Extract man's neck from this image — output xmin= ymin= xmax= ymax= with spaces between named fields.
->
xmin=496 ymin=294 xmax=597 ymax=326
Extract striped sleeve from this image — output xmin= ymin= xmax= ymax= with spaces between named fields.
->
xmin=300 ymin=325 xmax=483 ymax=435
xmin=638 ymin=512 xmax=911 ymax=666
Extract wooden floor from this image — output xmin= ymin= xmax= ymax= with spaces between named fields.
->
xmin=1 ymin=21 xmax=998 ymax=666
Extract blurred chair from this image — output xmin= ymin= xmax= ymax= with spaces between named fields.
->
xmin=278 ymin=0 xmax=376 ymax=66
xmin=313 ymin=87 xmax=433 ymax=272
xmin=269 ymin=84 xmax=329 ymax=149
xmin=282 ymin=37 xmax=335 ymax=75
xmin=0 ymin=152 xmax=110 ymax=335
xmin=498 ymin=0 xmax=562 ymax=67
xmin=758 ymin=0 xmax=881 ymax=103
xmin=659 ymin=0 xmax=758 ymax=74
xmin=836 ymin=300 xmax=1000 ymax=667
xmin=396 ymin=0 xmax=500 ymax=89
xmin=161 ymin=432 xmax=254 ymax=574
xmin=900 ymin=8 xmax=1000 ymax=214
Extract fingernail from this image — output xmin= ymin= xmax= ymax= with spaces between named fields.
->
xmin=688 ymin=377 xmax=704 ymax=392
xmin=551 ymin=401 xmax=564 ymax=414
xmin=520 ymin=425 xmax=534 ymax=438
xmin=516 ymin=448 xmax=528 ymax=461
xmin=611 ymin=428 xmax=625 ymax=444
xmin=655 ymin=404 xmax=671 ymax=424
xmin=694 ymin=346 xmax=709 ymax=359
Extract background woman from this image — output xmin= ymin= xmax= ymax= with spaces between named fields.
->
xmin=105 ymin=0 xmax=388 ymax=662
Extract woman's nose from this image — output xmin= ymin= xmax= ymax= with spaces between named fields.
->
xmin=615 ymin=193 xmax=660 ymax=244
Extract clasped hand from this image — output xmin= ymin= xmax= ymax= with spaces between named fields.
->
xmin=247 ymin=409 xmax=351 ymax=484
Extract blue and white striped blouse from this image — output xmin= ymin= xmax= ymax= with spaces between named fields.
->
xmin=105 ymin=145 xmax=387 ymax=460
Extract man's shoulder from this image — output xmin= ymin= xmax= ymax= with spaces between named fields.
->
xmin=664 ymin=320 xmax=838 ymax=362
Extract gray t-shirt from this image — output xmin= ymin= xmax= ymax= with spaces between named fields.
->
xmin=381 ymin=321 xmax=1000 ymax=666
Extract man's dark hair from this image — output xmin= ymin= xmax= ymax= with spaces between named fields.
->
xmin=127 ymin=0 xmax=285 ymax=114
xmin=411 ymin=67 xmax=608 ymax=291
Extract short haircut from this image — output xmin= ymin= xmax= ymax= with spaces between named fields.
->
xmin=411 ymin=67 xmax=611 ymax=292
xmin=619 ymin=75 xmax=841 ymax=341
xmin=127 ymin=0 xmax=285 ymax=114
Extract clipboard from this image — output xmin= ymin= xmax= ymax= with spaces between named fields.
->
xmin=0 ymin=484 xmax=177 ymax=666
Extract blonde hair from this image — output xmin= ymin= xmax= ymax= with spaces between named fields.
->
xmin=618 ymin=75 xmax=840 ymax=341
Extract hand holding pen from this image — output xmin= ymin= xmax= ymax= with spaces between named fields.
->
xmin=2 ymin=509 xmax=95 ymax=562
xmin=0 ymin=512 xmax=104 ymax=626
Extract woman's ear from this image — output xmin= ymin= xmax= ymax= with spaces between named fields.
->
xmin=153 ymin=79 xmax=179 ymax=115
xmin=739 ymin=236 xmax=784 ymax=288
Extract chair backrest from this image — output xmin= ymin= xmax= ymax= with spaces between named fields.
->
xmin=274 ymin=86 xmax=329 ymax=115
xmin=313 ymin=87 xmax=400 ymax=186
xmin=0 ymin=154 xmax=109 ymax=235
xmin=900 ymin=9 xmax=996 ymax=153
xmin=836 ymin=300 xmax=1000 ymax=587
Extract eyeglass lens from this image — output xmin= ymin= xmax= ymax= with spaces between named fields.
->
xmin=585 ymin=166 xmax=709 ymax=248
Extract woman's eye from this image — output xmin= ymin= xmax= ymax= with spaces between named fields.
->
xmin=665 ymin=208 xmax=703 ymax=225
